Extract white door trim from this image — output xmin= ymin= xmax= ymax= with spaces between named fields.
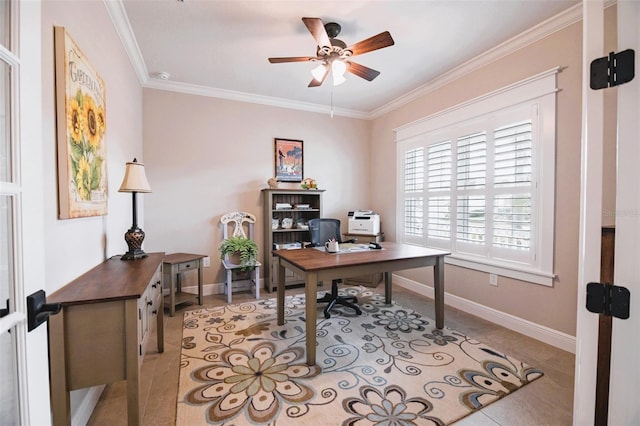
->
xmin=573 ymin=1 xmax=604 ymax=424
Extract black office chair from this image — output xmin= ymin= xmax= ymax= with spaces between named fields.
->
xmin=308 ymin=218 xmax=362 ymax=319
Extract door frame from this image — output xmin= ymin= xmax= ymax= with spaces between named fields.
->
xmin=573 ymin=1 xmax=640 ymax=424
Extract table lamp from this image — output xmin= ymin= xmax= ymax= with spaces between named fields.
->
xmin=118 ymin=158 xmax=152 ymax=260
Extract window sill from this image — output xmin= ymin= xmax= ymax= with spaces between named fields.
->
xmin=445 ymin=254 xmax=555 ymax=287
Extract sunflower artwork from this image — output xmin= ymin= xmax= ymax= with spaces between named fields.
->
xmin=55 ymin=27 xmax=108 ymax=219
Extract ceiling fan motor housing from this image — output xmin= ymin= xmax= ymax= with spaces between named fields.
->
xmin=324 ymin=22 xmax=341 ymax=38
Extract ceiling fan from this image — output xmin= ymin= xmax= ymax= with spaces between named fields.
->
xmin=268 ymin=17 xmax=395 ymax=88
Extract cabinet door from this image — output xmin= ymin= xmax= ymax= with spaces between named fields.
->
xmin=139 ymin=267 xmax=162 ymax=358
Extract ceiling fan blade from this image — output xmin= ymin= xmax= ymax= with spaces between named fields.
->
xmin=346 ymin=61 xmax=381 ymax=81
xmin=308 ymin=71 xmax=328 ymax=88
xmin=302 ymin=17 xmax=331 ymax=48
xmin=346 ymin=31 xmax=395 ymax=56
xmin=268 ymin=56 xmax=317 ymax=63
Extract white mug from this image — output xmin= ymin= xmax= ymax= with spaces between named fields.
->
xmin=325 ymin=240 xmax=339 ymax=253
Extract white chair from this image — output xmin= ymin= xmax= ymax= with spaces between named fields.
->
xmin=220 ymin=212 xmax=261 ymax=303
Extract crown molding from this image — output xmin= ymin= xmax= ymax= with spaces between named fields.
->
xmin=367 ymin=2 xmax=583 ymax=119
xmin=106 ymin=0 xmax=584 ymax=121
xmin=143 ymin=78 xmax=369 ymax=119
xmin=103 ymin=0 xmax=149 ymax=86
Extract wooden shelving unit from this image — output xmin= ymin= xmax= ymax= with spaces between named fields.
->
xmin=262 ymin=188 xmax=324 ymax=292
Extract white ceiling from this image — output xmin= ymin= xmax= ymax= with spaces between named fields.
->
xmin=115 ymin=0 xmax=580 ymax=118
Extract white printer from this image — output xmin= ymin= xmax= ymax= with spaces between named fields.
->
xmin=348 ymin=210 xmax=381 ymax=235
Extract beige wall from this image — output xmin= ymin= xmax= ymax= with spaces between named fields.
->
xmin=370 ymin=21 xmax=584 ymax=336
xmin=42 ymin=2 xmax=144 ymax=283
xmin=142 ymin=90 xmax=370 ymax=285
xmin=41 ymin=0 xmax=144 ymax=414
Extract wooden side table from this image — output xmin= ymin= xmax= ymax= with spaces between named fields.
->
xmin=163 ymin=253 xmax=206 ymax=316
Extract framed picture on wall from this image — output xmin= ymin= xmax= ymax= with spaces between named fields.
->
xmin=274 ymin=138 xmax=303 ymax=182
xmin=54 ymin=26 xmax=108 ymax=219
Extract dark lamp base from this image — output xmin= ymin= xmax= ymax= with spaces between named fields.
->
xmin=122 ymin=226 xmax=147 ymax=261
xmin=121 ymin=249 xmax=148 ymax=260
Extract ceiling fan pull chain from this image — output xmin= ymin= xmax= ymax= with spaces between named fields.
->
xmin=330 ymin=86 xmax=334 ymax=118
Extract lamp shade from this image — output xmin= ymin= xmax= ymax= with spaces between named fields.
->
xmin=118 ymin=159 xmax=151 ymax=193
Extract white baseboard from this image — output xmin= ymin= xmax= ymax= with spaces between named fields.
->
xmin=72 ymin=385 xmax=105 ymax=426
xmin=392 ymin=274 xmax=576 ymax=354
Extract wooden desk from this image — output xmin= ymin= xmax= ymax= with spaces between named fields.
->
xmin=48 ymin=253 xmax=165 ymax=426
xmin=273 ymin=243 xmax=449 ymax=365
xmin=162 ymin=253 xmax=205 ymax=316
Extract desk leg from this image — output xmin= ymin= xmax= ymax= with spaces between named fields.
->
xmin=169 ymin=266 xmax=176 ymax=317
xmin=49 ymin=311 xmax=71 ymax=426
xmin=277 ymin=261 xmax=285 ymax=325
xmin=434 ymin=255 xmax=445 ymax=329
xmin=305 ymin=272 xmax=318 ymax=366
xmin=384 ymin=271 xmax=392 ymax=304
xmin=197 ymin=262 xmax=204 ymax=306
xmin=125 ymin=299 xmax=141 ymax=425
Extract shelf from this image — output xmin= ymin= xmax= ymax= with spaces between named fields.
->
xmin=165 ymin=291 xmax=198 ymax=307
xmin=273 ymin=208 xmax=319 ymax=212
xmin=262 ymin=188 xmax=324 ymax=292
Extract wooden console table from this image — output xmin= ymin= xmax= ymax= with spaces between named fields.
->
xmin=47 ymin=253 xmax=165 ymax=426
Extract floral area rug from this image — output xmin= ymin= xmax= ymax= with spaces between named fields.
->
xmin=176 ymin=287 xmax=543 ymax=425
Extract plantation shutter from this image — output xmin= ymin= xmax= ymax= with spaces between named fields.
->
xmin=492 ymin=120 xmax=533 ymax=262
xmin=396 ymin=68 xmax=557 ymax=285
xmin=456 ymin=132 xmax=487 ymax=254
xmin=403 ymin=147 xmax=424 ymax=238
xmin=426 ymin=141 xmax=451 ymax=248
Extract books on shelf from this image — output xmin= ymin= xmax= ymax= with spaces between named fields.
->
xmin=275 ymin=203 xmax=292 ymax=210
xmin=294 ymin=204 xmax=311 ymax=209
xmin=273 ymin=242 xmax=302 ymax=250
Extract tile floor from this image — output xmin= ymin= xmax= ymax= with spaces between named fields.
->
xmin=87 ymin=283 xmax=574 ymax=425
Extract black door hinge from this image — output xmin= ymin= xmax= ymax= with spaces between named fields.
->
xmin=586 ymin=282 xmax=630 ymax=319
xmin=590 ymin=49 xmax=635 ymax=90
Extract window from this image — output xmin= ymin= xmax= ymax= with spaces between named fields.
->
xmin=396 ymin=69 xmax=558 ymax=286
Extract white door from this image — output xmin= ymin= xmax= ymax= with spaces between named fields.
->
xmin=0 ymin=1 xmax=49 ymax=425
xmin=574 ymin=1 xmax=640 ymax=424
xmin=607 ymin=1 xmax=640 ymax=424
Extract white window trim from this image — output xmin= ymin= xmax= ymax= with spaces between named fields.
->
xmin=395 ymin=67 xmax=559 ymax=286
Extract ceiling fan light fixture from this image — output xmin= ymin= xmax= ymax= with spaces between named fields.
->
xmin=311 ymin=63 xmax=328 ymax=82
xmin=331 ymin=59 xmax=347 ymax=86
xmin=332 ymin=59 xmax=347 ymax=77
xmin=332 ymin=72 xmax=346 ymax=86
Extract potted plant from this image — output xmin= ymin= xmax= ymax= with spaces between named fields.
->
xmin=219 ymin=236 xmax=259 ymax=271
